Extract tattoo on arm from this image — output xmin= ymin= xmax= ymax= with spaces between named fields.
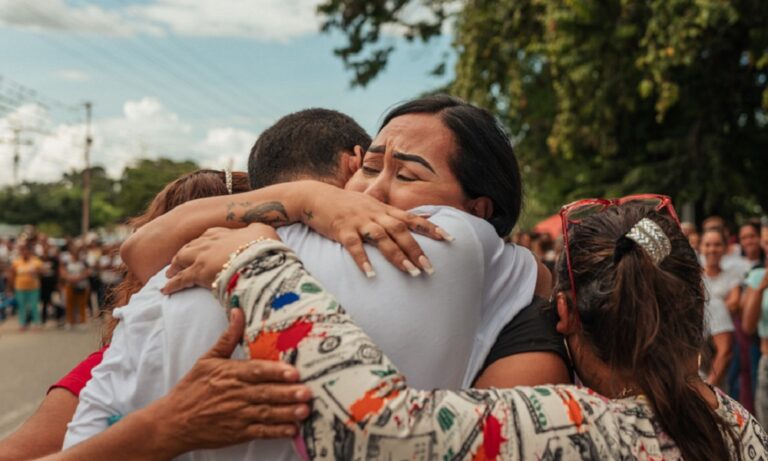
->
xmin=303 ymin=209 xmax=314 ymax=221
xmin=225 ymin=201 xmax=289 ymax=226
xmin=240 ymin=202 xmax=290 ymax=226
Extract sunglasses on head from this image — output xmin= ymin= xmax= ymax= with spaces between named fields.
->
xmin=558 ymin=194 xmax=681 ymax=306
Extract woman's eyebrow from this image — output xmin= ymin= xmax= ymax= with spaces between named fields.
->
xmin=393 ymin=152 xmax=435 ymax=173
xmin=366 ymin=144 xmax=436 ymax=173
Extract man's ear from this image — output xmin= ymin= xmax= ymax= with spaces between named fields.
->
xmin=349 ymin=145 xmax=363 ymax=172
xmin=466 ymin=196 xmax=493 ymax=220
xmin=555 ymin=292 xmax=578 ymax=335
xmin=338 ymin=146 xmax=362 ymax=183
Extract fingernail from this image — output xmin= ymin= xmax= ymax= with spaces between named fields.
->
xmin=363 ymin=262 xmax=376 ymax=278
xmin=283 ymin=370 xmax=297 ymax=381
xmin=403 ymin=260 xmax=421 ymax=277
xmin=285 ymin=426 xmax=297 ymax=437
xmin=295 ymin=389 xmax=309 ymax=400
xmin=435 ymin=227 xmax=455 ymax=242
xmin=294 ymin=405 xmax=309 ymax=417
xmin=418 ymin=255 xmax=435 ymax=275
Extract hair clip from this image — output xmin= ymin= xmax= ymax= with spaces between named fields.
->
xmin=224 ymin=169 xmax=233 ymax=194
xmin=624 ymin=218 xmax=671 ymax=265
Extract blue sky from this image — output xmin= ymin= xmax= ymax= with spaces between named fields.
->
xmin=0 ymin=0 xmax=453 ymax=185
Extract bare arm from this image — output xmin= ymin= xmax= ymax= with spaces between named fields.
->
xmin=473 ymin=352 xmax=570 ymax=388
xmin=725 ymin=285 xmax=741 ymax=314
xmin=707 ymin=332 xmax=733 ymax=387
xmin=121 ymin=180 xmax=444 ymax=284
xmin=0 ymin=389 xmax=78 ymax=461
xmin=36 ymin=310 xmax=310 ymax=461
xmin=743 ymin=273 xmax=768 ymax=335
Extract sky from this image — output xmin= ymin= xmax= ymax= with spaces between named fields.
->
xmin=0 ymin=0 xmax=453 ymax=185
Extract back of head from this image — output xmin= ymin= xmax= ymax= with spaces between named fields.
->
xmin=248 ymin=108 xmax=371 ymax=189
xmin=554 ymin=203 xmax=739 ymax=460
xmin=105 ymin=169 xmax=250 ymax=345
xmin=129 ymin=169 xmax=250 ymax=230
xmin=381 ymin=95 xmax=522 ymax=236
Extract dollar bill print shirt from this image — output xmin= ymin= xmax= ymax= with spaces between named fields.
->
xmin=216 ymin=240 xmax=768 ymax=461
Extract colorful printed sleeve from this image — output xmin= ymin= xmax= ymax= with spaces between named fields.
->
xmin=214 ymin=241 xmax=669 ymax=460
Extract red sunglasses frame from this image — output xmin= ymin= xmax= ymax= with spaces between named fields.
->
xmin=558 ymin=194 xmax=681 ymax=306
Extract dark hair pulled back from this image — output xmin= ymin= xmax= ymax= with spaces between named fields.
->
xmin=380 ymin=95 xmax=522 ymax=236
xmin=555 ymin=203 xmax=740 ymax=461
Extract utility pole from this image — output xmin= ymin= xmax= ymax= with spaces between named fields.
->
xmin=0 ymin=126 xmax=32 ymax=186
xmin=81 ymin=102 xmax=92 ymax=238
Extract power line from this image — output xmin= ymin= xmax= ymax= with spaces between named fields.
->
xmin=17 ymin=3 xmax=222 ymax=123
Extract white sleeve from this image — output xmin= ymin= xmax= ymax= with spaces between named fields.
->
xmin=63 ymin=320 xmax=134 ymax=448
xmin=460 ymin=215 xmax=538 ymax=386
xmin=63 ymin=289 xmax=166 ymax=448
xmin=706 ymin=297 xmax=735 ymax=336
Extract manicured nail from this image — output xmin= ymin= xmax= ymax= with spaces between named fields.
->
xmin=418 ymin=255 xmax=435 ymax=275
xmin=403 ymin=260 xmax=421 ymax=277
xmin=435 ymin=227 xmax=455 ymax=242
xmin=363 ymin=262 xmax=376 ymax=278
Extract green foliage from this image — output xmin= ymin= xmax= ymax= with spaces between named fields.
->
xmin=321 ymin=0 xmax=768 ymax=224
xmin=117 ymin=158 xmax=199 ymax=218
xmin=0 ymin=158 xmax=199 ymax=236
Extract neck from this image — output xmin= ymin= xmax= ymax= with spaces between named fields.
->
xmin=704 ymin=264 xmax=721 ymax=276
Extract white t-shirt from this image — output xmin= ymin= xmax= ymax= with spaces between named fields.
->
xmin=703 ymin=269 xmax=741 ymax=336
xmin=64 ymin=206 xmax=538 ymax=459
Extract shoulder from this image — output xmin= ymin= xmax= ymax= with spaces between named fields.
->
xmin=479 ymin=297 xmax=566 ymax=374
xmin=747 ymin=268 xmax=767 ymax=287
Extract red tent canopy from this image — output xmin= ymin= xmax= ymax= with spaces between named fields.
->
xmin=533 ymin=213 xmax=562 ymax=239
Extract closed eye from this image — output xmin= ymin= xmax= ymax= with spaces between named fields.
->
xmin=362 ymin=166 xmax=380 ymax=176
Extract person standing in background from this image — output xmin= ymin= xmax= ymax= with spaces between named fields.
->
xmin=60 ymin=248 xmax=91 ymax=329
xmin=743 ymin=222 xmax=768 ymax=427
xmin=701 ymin=229 xmax=739 ymax=390
xmin=40 ymin=245 xmax=64 ymax=326
xmin=9 ymin=242 xmax=43 ymax=331
xmin=96 ymin=244 xmax=122 ymax=312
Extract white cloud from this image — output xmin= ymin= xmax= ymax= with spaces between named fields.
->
xmin=0 ymin=0 xmax=324 ymax=41
xmin=0 ymin=0 xmax=157 ymax=36
xmin=55 ymin=69 xmax=91 ymax=82
xmin=0 ymin=98 xmax=258 ymax=186
xmin=131 ymin=0 xmax=323 ymax=42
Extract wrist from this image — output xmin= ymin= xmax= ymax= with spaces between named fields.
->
xmin=135 ymin=399 xmax=187 ymax=459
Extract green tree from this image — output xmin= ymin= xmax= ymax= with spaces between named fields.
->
xmin=0 ymin=167 xmax=120 ymax=235
xmin=117 ymin=158 xmax=199 ymax=218
xmin=321 ymin=0 xmax=768 ymax=224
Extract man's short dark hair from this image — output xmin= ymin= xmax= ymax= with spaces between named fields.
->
xmin=248 ymin=108 xmax=371 ymax=189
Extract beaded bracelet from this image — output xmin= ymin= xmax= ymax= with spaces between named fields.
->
xmin=210 ymin=237 xmax=276 ymax=294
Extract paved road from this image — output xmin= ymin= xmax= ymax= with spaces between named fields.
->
xmin=0 ymin=319 xmax=100 ymax=439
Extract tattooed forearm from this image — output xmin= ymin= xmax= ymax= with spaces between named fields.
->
xmin=225 ymin=201 xmax=289 ymax=226
xmin=241 ymin=201 xmax=290 ymax=226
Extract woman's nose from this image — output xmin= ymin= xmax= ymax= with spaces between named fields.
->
xmin=364 ymin=176 xmax=390 ymax=203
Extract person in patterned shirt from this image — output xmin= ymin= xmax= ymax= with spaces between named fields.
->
xmin=182 ymin=199 xmax=768 ymax=460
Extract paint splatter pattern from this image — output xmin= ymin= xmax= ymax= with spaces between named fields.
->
xmin=217 ymin=242 xmax=768 ymax=461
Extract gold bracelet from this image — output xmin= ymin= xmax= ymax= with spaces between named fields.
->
xmin=211 ymin=237 xmax=275 ymax=293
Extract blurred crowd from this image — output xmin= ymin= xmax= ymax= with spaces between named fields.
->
xmin=0 ymin=232 xmax=123 ymax=331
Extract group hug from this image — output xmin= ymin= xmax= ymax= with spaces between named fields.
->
xmin=1 ymin=95 xmax=766 ymax=460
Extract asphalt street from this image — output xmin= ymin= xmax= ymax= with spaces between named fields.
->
xmin=0 ymin=318 xmax=100 ymax=439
